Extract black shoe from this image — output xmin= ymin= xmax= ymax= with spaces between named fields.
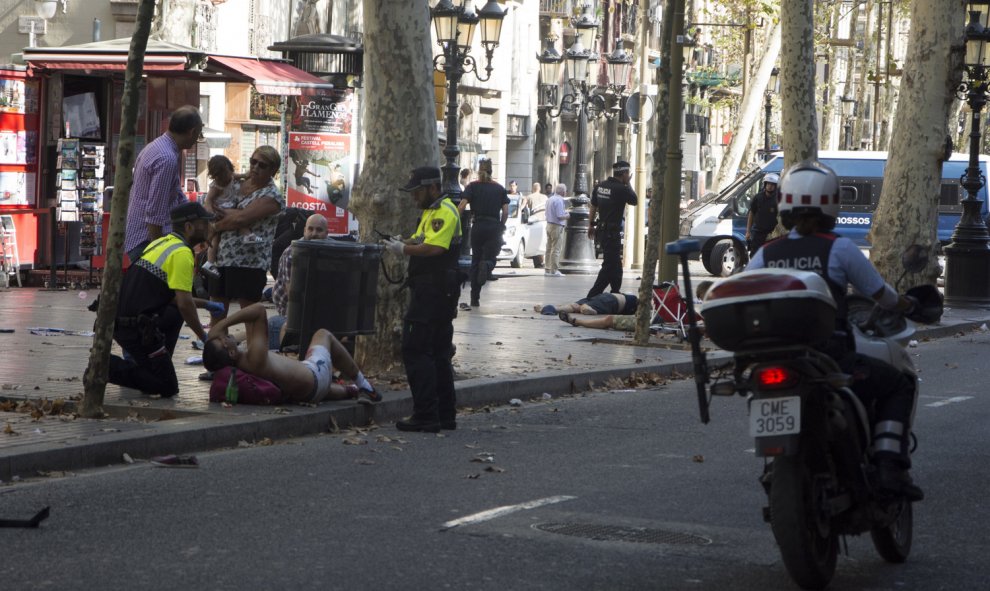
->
xmin=470 ymin=300 xmax=480 ymax=308
xmin=199 ymin=371 xmax=215 ymax=382
xmin=396 ymin=416 xmax=441 ymax=433
xmin=876 ymin=461 xmax=925 ymax=502
xmin=440 ymin=419 xmax=457 ymax=430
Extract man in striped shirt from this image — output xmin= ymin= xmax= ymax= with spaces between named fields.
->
xmin=124 ymin=105 xmax=204 ymax=261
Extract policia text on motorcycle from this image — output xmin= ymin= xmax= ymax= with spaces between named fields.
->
xmin=384 ymin=166 xmax=463 ymax=433
xmin=108 ymin=202 xmax=224 ymax=397
xmin=587 ymin=160 xmax=638 ymax=298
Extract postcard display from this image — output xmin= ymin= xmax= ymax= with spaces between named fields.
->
xmin=0 ymin=77 xmax=39 ymax=207
xmin=56 ymin=139 xmax=105 ymax=256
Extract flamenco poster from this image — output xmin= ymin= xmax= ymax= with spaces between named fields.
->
xmin=286 ymin=89 xmax=355 ymax=235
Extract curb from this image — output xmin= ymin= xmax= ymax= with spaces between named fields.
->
xmin=0 ymin=321 xmax=980 ymax=481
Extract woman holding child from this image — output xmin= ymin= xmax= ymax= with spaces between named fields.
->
xmin=205 ymin=146 xmax=285 ymax=316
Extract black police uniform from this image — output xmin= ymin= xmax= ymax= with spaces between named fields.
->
xmin=462 ymin=179 xmax=509 ymax=306
xmin=761 ymin=233 xmax=917 ymax=467
xmin=402 ymin=196 xmax=463 ymax=427
xmin=748 ymin=187 xmax=779 ymax=254
xmin=108 ymin=233 xmax=194 ymax=397
xmin=588 ymin=176 xmax=637 ymax=298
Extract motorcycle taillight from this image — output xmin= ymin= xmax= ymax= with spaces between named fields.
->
xmin=754 ymin=365 xmax=799 ymax=389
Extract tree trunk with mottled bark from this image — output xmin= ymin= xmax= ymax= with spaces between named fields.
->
xmin=821 ymin=1 xmax=842 ymax=149
xmin=350 ymin=0 xmax=440 ymax=373
xmin=870 ymin=0 xmax=966 ymax=284
xmin=633 ymin=0 xmax=675 ymax=344
xmin=80 ymin=0 xmax=157 ymax=418
xmin=780 ymin=0 xmax=818 ymax=166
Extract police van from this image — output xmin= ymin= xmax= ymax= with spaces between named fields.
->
xmin=679 ymin=151 xmax=990 ymax=276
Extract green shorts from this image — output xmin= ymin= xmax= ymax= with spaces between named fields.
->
xmin=611 ymin=315 xmax=636 ymax=331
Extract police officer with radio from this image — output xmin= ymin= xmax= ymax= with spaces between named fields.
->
xmin=108 ymin=202 xmax=221 ymax=397
xmin=587 ymin=160 xmax=638 ymax=298
xmin=748 ymin=161 xmax=925 ymax=501
xmin=385 ymin=167 xmax=463 ymax=433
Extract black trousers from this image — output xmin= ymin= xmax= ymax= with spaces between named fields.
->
xmin=588 ymin=226 xmax=623 ymax=298
xmin=748 ymin=230 xmax=770 ymax=256
xmin=402 ymin=276 xmax=458 ymax=422
xmin=469 ymin=218 xmax=502 ymax=303
xmin=108 ymin=305 xmax=184 ymax=397
xmin=839 ymin=351 xmax=917 ymax=467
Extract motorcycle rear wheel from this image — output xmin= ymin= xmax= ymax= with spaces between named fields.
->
xmin=870 ymin=499 xmax=913 ymax=563
xmin=769 ymin=455 xmax=838 ymax=590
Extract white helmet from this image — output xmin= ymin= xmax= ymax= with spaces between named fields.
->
xmin=778 ymin=161 xmax=840 ymax=227
xmin=764 ymin=173 xmax=780 ymax=185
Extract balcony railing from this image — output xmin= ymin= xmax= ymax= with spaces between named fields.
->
xmin=540 ymin=0 xmax=571 ymax=18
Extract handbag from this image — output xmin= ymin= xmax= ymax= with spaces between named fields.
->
xmin=209 ymin=366 xmax=286 ymax=405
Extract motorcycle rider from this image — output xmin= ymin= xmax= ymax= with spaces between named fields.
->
xmin=747 ymin=160 xmax=924 ymax=501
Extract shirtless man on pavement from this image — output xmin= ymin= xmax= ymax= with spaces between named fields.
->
xmin=202 ymin=303 xmax=380 ymax=404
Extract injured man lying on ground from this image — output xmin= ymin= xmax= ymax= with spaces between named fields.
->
xmin=534 ymin=282 xmax=713 ymax=331
xmin=202 ymin=303 xmax=381 ymax=405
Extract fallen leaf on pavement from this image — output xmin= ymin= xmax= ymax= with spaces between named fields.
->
xmin=465 ymin=473 xmax=481 ymax=479
xmin=484 ymin=466 xmax=505 ymax=473
xmin=258 ymin=438 xmax=274 ymax=446
xmin=343 ymin=437 xmax=367 ymax=446
xmin=354 ymin=459 xmax=375 ymax=465
xmin=692 ymin=455 xmax=705 ymax=463
xmin=4 ymin=423 xmax=19 ymax=435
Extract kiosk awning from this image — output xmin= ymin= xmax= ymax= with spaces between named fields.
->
xmin=23 ymin=38 xmax=196 ymax=72
xmin=206 ymin=56 xmax=333 ymax=95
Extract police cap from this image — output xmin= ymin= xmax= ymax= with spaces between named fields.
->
xmin=400 ymin=166 xmax=443 ymax=192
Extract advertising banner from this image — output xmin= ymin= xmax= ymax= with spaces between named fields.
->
xmin=286 ymin=89 xmax=355 ymax=235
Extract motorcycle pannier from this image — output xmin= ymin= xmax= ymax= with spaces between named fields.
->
xmin=701 ymin=269 xmax=837 ymax=351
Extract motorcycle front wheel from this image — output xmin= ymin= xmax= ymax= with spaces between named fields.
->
xmin=769 ymin=454 xmax=838 ymax=590
xmin=870 ymin=498 xmax=913 ymax=563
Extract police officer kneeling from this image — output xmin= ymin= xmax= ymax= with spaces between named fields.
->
xmin=747 ymin=161 xmax=924 ymax=501
xmin=108 ymin=202 xmax=216 ymax=397
xmin=385 ymin=166 xmax=463 ymax=433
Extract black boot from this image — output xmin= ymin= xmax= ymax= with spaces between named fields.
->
xmin=876 ymin=460 xmax=924 ymax=502
xmin=396 ymin=416 xmax=441 ymax=433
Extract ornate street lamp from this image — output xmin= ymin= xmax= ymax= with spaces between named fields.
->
xmin=763 ymin=66 xmax=779 ymax=160
xmin=944 ymin=1 xmax=990 ymax=307
xmin=431 ymin=0 xmax=506 ymax=202
xmin=840 ymin=95 xmax=856 ymax=150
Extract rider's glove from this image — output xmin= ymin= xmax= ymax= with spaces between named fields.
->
xmin=903 ymin=295 xmax=920 ymax=316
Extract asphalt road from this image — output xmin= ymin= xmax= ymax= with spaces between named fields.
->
xmin=1 ymin=330 xmax=988 ymax=590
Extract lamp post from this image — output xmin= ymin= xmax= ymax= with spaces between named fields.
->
xmin=430 ymin=0 xmax=505 ymax=260
xmin=763 ymin=66 xmax=779 ymax=161
xmin=840 ymin=96 xmax=856 ymax=150
xmin=944 ymin=1 xmax=990 ymax=307
xmin=431 ymin=0 xmax=506 ymax=201
xmin=536 ymin=6 xmax=630 ymax=273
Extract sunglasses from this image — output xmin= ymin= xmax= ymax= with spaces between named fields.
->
xmin=249 ymin=158 xmax=272 ymax=170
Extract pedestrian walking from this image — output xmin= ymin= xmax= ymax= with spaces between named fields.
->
xmin=124 ymin=105 xmax=204 ymax=262
xmin=745 ymin=172 xmax=780 ymax=255
xmin=544 ymin=183 xmax=570 ymax=276
xmin=384 ymin=166 xmax=462 ymax=433
xmin=108 ymin=202 xmax=221 ymax=398
xmin=587 ymin=160 xmax=638 ymax=298
xmin=458 ymin=159 xmax=508 ymax=309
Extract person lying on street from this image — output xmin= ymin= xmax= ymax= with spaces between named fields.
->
xmin=534 ymin=291 xmax=639 ymax=320
xmin=201 ymin=303 xmax=380 ymax=405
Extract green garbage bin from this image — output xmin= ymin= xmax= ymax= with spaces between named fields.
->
xmin=356 ymin=244 xmax=382 ymax=335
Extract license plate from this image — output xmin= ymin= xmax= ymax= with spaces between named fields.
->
xmin=749 ymin=396 xmax=801 ymax=437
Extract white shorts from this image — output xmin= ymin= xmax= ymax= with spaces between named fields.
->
xmin=301 ymin=345 xmax=332 ymax=402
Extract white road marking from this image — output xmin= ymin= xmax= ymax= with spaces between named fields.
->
xmin=925 ymin=396 xmax=973 ymax=408
xmin=441 ymin=495 xmax=577 ymax=531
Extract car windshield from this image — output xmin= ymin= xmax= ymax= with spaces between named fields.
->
xmin=508 ymin=196 xmax=519 ymax=217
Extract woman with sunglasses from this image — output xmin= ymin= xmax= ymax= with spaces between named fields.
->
xmin=207 ymin=145 xmax=286 ymax=326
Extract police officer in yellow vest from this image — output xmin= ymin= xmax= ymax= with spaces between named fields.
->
xmin=385 ymin=166 xmax=463 ymax=433
xmin=109 ymin=202 xmax=220 ymax=397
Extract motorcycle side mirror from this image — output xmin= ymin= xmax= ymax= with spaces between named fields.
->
xmin=900 ymin=244 xmax=928 ymax=274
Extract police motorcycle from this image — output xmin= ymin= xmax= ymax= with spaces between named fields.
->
xmin=665 ymin=239 xmax=943 ymax=590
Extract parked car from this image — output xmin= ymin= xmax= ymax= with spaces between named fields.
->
xmin=497 ymin=196 xmax=546 ymax=268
